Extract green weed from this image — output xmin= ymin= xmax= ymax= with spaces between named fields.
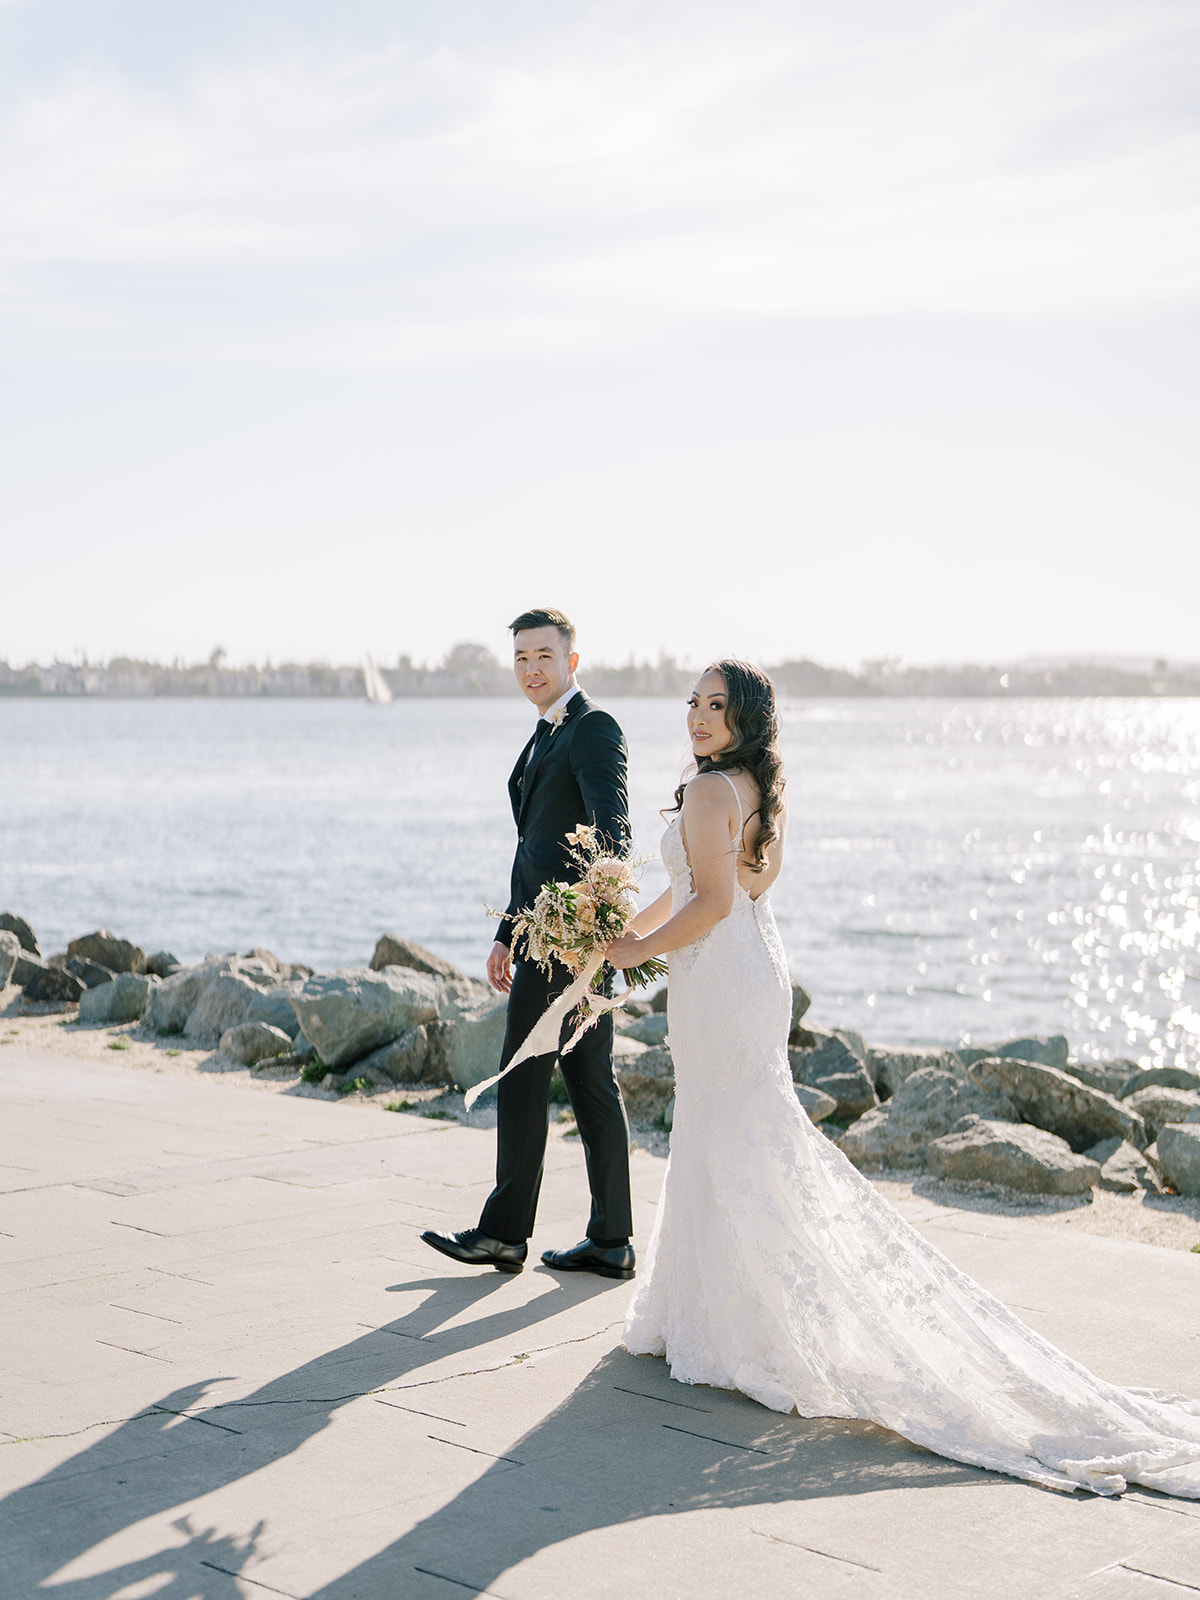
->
xmin=156 ymin=1023 xmax=182 ymax=1038
xmin=421 ymin=1108 xmax=457 ymax=1121
xmin=548 ymin=1067 xmax=570 ymax=1105
xmin=336 ymin=1076 xmax=370 ymax=1097
xmin=299 ymin=1060 xmax=328 ymax=1084
xmin=384 ymin=1099 xmax=417 ymax=1113
xmin=164 ymin=1049 xmax=182 ymax=1058
xmin=107 ymin=1038 xmax=132 ymax=1051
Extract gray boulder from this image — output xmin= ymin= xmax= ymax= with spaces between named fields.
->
xmin=613 ymin=1033 xmax=650 ymax=1060
xmin=356 ymin=1023 xmax=453 ymax=1086
xmin=927 ymin=1117 xmax=1100 ymax=1195
xmin=145 ymin=951 xmax=182 ymax=979
xmin=1082 ymin=1136 xmax=1165 ymax=1195
xmin=0 ymin=929 xmax=20 ymax=988
xmin=14 ymin=951 xmax=46 ymax=988
xmin=1122 ymin=1086 xmax=1200 ymax=1144
xmin=79 ymin=972 xmax=156 ymax=1025
xmin=245 ymin=983 xmax=304 ymax=1038
xmin=1119 ymin=1065 xmax=1200 ymax=1100
xmin=0 ymin=913 xmax=39 ymax=955
xmin=868 ymin=1046 xmax=963 ymax=1100
xmin=622 ymin=1013 xmax=670 ymax=1047
xmin=144 ymin=959 xmax=228 ymax=1035
xmin=795 ymin=1083 xmax=838 ymax=1123
xmin=810 ymin=1070 xmax=877 ymax=1122
xmin=649 ymin=985 xmax=668 ymax=1014
xmin=789 ymin=980 xmax=813 ymax=1037
xmin=290 ymin=967 xmax=443 ymax=1070
xmin=1157 ymin=1124 xmax=1200 ymax=1197
xmin=233 ymin=957 xmax=287 ymax=990
xmin=240 ymin=947 xmax=313 ymax=983
xmin=22 ymin=962 xmax=84 ymax=1004
xmin=1062 ymin=1059 xmax=1137 ymax=1096
xmin=185 ymin=973 xmax=266 ymax=1044
xmin=967 ymin=1057 xmax=1145 ymax=1153
xmin=370 ymin=933 xmax=464 ymax=981
xmin=615 ymin=1042 xmax=675 ymax=1122
xmin=838 ymin=1066 xmax=1018 ymax=1172
xmin=423 ymin=975 xmax=491 ymax=1018
xmin=789 ymin=1029 xmax=877 ymax=1122
xmin=441 ymin=998 xmax=510 ymax=1090
xmin=790 ymin=1026 xmax=867 ymax=1074
xmin=67 ymin=930 xmax=147 ymax=975
xmin=220 ymin=1021 xmax=294 ymax=1065
xmin=66 ymin=955 xmax=114 ymax=989
xmin=958 ymin=1035 xmax=1069 ymax=1072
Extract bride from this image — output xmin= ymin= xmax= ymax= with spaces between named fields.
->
xmin=603 ymin=659 xmax=1200 ymax=1499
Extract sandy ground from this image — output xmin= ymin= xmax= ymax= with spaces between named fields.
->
xmin=5 ymin=984 xmax=1199 ymax=1255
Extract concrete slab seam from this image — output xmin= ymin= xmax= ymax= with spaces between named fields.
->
xmin=427 ymin=1434 xmax=525 ymax=1467
xmin=1119 ymin=1566 xmax=1200 ymax=1594
xmin=751 ymin=1528 xmax=885 ymax=1572
xmin=199 ymin=1560 xmax=300 ymax=1597
xmin=412 ymin=1565 xmax=513 ymax=1596
xmin=662 ymin=1423 xmax=773 ymax=1455
xmin=611 ymin=1383 xmax=713 ymax=1413
xmin=381 ymin=1320 xmax=625 ymax=1391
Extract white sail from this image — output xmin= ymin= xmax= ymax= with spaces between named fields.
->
xmin=362 ymin=653 xmax=393 ymax=705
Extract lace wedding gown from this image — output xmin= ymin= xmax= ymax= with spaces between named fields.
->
xmin=623 ymin=777 xmax=1200 ymax=1497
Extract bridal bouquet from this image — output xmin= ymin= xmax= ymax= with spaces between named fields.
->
xmin=511 ymin=824 xmax=667 ymax=992
xmin=464 ymin=826 xmax=666 ymax=1111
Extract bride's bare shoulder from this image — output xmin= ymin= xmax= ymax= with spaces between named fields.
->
xmin=681 ymin=771 xmax=736 ymax=809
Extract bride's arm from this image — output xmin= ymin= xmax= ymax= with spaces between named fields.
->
xmin=605 ymin=776 xmax=736 ymax=965
xmin=629 ymin=887 xmax=672 ymax=937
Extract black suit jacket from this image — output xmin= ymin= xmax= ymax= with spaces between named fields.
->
xmin=496 ymin=691 xmax=630 ymax=949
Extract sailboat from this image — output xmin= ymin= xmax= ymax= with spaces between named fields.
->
xmin=362 ymin=653 xmax=394 ymax=705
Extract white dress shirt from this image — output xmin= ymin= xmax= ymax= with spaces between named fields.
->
xmin=540 ymin=684 xmax=583 ymax=724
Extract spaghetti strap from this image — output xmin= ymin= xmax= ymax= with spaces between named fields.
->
xmin=717 ymin=770 xmax=744 ymax=835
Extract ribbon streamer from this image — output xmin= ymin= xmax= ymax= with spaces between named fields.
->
xmin=463 ymin=951 xmax=625 ymax=1112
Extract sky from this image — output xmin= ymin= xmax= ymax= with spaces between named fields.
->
xmin=1 ymin=0 xmax=1198 ymax=671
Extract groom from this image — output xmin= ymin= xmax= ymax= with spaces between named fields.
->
xmin=422 ymin=608 xmax=635 ymax=1279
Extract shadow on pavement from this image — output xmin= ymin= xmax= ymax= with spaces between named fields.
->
xmin=308 ymin=1346 xmax=999 ymax=1598
xmin=5 ymin=1268 xmax=1010 ymax=1599
xmin=2 ymin=1270 xmax=599 ymax=1598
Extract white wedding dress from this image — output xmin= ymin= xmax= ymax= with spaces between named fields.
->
xmin=623 ymin=777 xmax=1200 ymax=1497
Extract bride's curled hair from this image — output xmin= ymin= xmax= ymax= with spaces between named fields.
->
xmin=672 ymin=659 xmax=785 ymax=873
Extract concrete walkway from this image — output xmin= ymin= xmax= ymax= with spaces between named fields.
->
xmin=2 ymin=1046 xmax=1200 ymax=1600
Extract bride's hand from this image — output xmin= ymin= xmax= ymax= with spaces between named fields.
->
xmin=604 ymin=931 xmax=643 ymax=969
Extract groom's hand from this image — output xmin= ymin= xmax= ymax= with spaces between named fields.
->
xmin=487 ymin=940 xmax=513 ymax=994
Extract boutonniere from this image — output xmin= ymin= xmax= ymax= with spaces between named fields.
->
xmin=548 ymin=708 xmax=568 ymax=733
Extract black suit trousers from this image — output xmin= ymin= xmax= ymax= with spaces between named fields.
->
xmin=478 ymin=958 xmax=633 ymax=1244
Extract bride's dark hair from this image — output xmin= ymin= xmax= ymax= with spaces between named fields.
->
xmin=671 ymin=659 xmax=785 ymax=874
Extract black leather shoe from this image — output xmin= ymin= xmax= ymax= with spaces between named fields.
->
xmin=421 ymin=1227 xmax=527 ymax=1274
xmin=540 ymin=1239 xmax=636 ymax=1280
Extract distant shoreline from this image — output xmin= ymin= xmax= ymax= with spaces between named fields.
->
xmin=4 ymin=651 xmax=1200 ymax=700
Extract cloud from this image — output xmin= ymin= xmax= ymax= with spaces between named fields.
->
xmin=1 ymin=0 xmax=1198 ymax=367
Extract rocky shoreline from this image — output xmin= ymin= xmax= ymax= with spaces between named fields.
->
xmin=3 ymin=910 xmax=1200 ymax=1202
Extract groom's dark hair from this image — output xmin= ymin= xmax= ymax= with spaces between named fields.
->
xmin=510 ymin=608 xmax=576 ymax=651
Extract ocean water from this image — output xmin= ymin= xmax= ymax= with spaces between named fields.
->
xmin=2 ymin=696 xmax=1198 ymax=1066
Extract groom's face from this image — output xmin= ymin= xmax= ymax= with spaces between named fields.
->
xmin=513 ymin=626 xmax=578 ymax=712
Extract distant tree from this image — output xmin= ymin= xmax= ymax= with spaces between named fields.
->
xmin=442 ymin=642 xmax=501 ymax=676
